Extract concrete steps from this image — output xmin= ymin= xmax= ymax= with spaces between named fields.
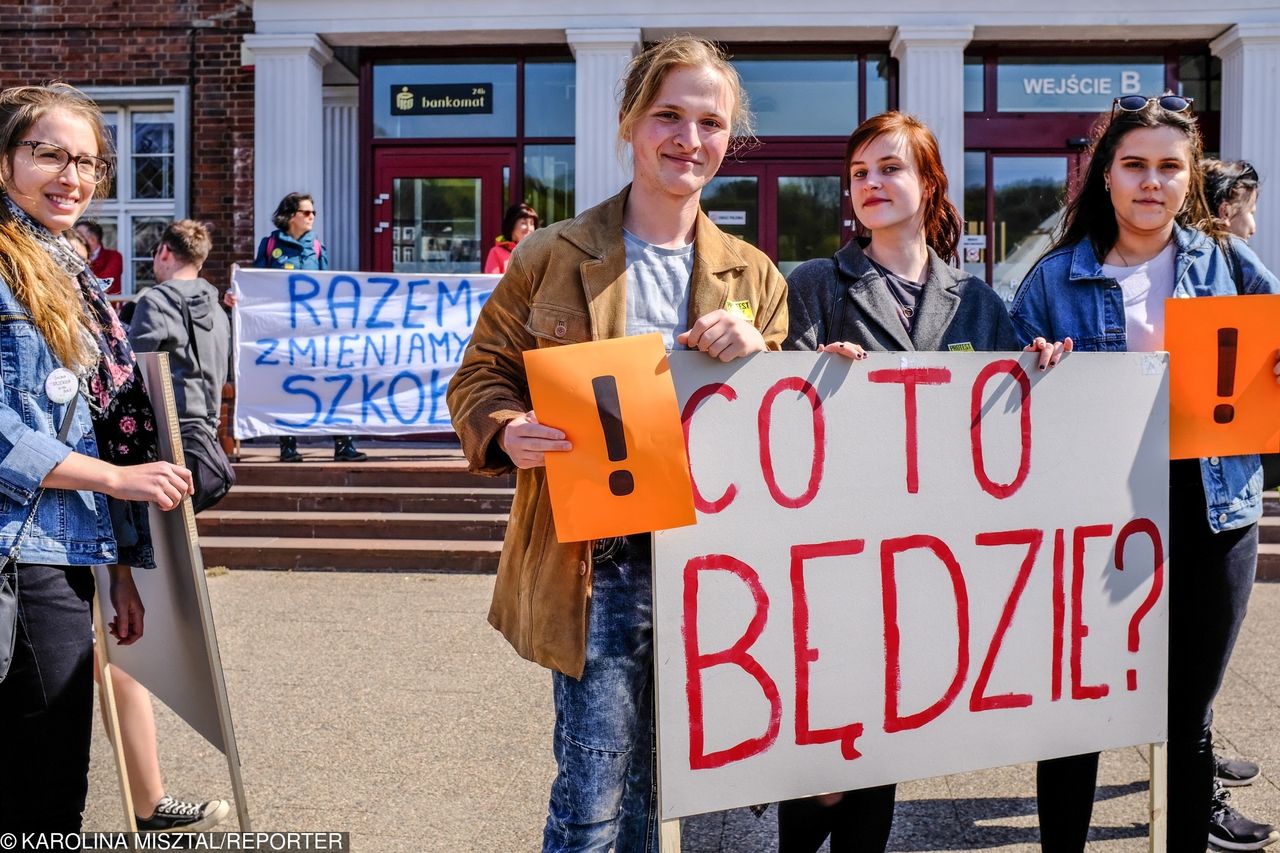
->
xmin=197 ymin=443 xmax=511 ymax=572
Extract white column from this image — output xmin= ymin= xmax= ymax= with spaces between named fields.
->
xmin=323 ymin=86 xmax=359 ymax=271
xmin=1212 ymin=23 xmax=1280 ymax=270
xmin=244 ymin=34 xmax=332 ymax=243
xmin=567 ymin=28 xmax=641 ymax=214
xmin=890 ymin=26 xmax=974 ymax=219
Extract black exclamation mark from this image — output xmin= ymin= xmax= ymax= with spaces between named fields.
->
xmin=592 ymin=375 xmax=634 ymax=496
xmin=1215 ymin=328 xmax=1238 ymax=424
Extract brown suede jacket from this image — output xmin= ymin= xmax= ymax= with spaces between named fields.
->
xmin=446 ymin=185 xmax=788 ymax=678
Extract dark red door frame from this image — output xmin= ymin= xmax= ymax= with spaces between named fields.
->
xmin=715 ymin=158 xmax=846 ymax=259
xmin=369 ymin=147 xmax=514 ymax=272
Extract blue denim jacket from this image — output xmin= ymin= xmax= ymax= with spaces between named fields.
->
xmin=1010 ymin=225 xmax=1280 ymax=532
xmin=0 ymin=274 xmax=118 ymax=565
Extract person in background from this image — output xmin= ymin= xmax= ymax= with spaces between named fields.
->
xmin=484 ymin=202 xmax=539 ymax=274
xmin=1011 ymin=93 xmax=1280 ymax=853
xmin=252 ymin=191 xmax=365 ymax=462
xmin=74 ymin=217 xmax=123 ymax=294
xmin=448 ymin=36 xmax=787 ymax=851
xmin=65 ymin=226 xmax=89 ymax=261
xmin=109 ymin=217 xmax=231 ymax=831
xmin=0 ymin=81 xmax=192 ymax=831
xmin=1204 ymin=159 xmax=1260 ymax=243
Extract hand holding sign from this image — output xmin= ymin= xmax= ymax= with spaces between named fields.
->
xmin=1165 ymin=294 xmax=1280 ymax=458
xmin=524 ymin=334 xmax=695 ymax=542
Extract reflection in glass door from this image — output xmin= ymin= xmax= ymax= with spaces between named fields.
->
xmin=964 ymin=152 xmax=1076 ymax=303
xmin=392 ymin=178 xmax=482 ymax=273
xmin=702 ymin=163 xmax=843 ymax=273
xmin=371 ymin=150 xmax=511 ymax=273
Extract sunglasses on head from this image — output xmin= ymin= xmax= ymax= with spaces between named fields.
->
xmin=1111 ymin=95 xmax=1194 ymax=116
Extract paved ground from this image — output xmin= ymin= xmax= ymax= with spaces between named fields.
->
xmin=83 ymin=573 xmax=1280 ymax=852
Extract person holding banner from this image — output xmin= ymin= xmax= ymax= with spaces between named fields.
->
xmin=448 ymin=36 xmax=787 ymax=852
xmin=484 ymin=201 xmax=539 ymax=274
xmin=783 ymin=110 xmax=1068 ymax=852
xmin=1011 ymin=94 xmax=1280 ymax=852
xmin=0 ymin=82 xmax=193 ymax=831
xmin=252 ymin=191 xmax=367 ymax=463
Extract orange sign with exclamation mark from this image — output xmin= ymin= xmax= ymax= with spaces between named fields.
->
xmin=1166 ymin=294 xmax=1280 ymax=459
xmin=525 ymin=332 xmax=696 ymax=542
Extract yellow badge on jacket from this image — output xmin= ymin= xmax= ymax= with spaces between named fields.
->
xmin=724 ymin=299 xmax=754 ymax=322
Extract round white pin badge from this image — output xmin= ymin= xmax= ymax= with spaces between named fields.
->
xmin=45 ymin=368 xmax=78 ymax=404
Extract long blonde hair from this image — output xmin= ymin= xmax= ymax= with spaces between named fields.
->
xmin=0 ymin=83 xmax=114 ymax=371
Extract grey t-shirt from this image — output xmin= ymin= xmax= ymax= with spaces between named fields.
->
xmin=623 ymin=228 xmax=694 ymax=350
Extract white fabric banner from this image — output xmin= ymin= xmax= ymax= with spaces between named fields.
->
xmin=231 ymin=267 xmax=498 ymax=437
xmin=654 ymin=351 xmax=1170 ymax=819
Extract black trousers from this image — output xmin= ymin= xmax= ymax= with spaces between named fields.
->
xmin=0 ymin=563 xmax=95 ymax=831
xmin=1038 ymin=460 xmax=1259 ymax=852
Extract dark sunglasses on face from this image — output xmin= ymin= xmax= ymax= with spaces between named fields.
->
xmin=1111 ymin=95 xmax=1194 ymax=116
xmin=296 ymin=208 xmax=317 ymax=217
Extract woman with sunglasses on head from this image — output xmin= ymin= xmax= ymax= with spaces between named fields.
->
xmin=1012 ymin=93 xmax=1280 ymax=852
xmin=252 ymin=192 xmax=366 ymax=462
xmin=0 ymin=83 xmax=193 ymax=831
xmin=783 ymin=110 xmax=1066 ymax=853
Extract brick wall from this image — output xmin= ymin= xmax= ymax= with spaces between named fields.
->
xmin=0 ymin=1 xmax=255 ymax=287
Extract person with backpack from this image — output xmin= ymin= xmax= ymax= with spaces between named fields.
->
xmin=252 ymin=191 xmax=366 ymax=462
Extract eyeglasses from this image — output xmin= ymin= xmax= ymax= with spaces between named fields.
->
xmin=295 ymin=208 xmax=317 ymax=217
xmin=1111 ymin=95 xmax=1194 ymax=116
xmin=12 ymin=140 xmax=111 ymax=184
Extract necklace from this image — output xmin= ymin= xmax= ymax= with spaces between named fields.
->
xmin=868 ymin=257 xmax=916 ymax=319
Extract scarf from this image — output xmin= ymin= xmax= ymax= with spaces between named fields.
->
xmin=2 ymin=195 xmax=158 ymax=567
xmin=3 ymin=195 xmax=141 ymax=417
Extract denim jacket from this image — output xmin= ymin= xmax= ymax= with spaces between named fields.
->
xmin=1010 ymin=225 xmax=1280 ymax=532
xmin=0 ymin=274 xmax=119 ymax=565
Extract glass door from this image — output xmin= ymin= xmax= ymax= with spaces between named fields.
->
xmin=964 ymin=151 xmax=1084 ymax=303
xmin=371 ymin=149 xmax=513 ymax=273
xmin=703 ymin=160 xmax=844 ymax=274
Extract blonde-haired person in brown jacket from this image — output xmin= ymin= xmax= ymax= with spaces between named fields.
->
xmin=448 ymin=36 xmax=787 ymax=853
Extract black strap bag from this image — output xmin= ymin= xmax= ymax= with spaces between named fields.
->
xmin=175 ymin=293 xmax=235 ymax=513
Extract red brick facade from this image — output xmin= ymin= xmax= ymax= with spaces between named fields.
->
xmin=0 ymin=1 xmax=255 ymax=287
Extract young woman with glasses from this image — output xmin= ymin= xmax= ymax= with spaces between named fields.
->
xmin=0 ymin=82 xmax=193 ymax=831
xmin=1011 ymin=93 xmax=1280 ymax=852
xmin=782 ymin=110 xmax=1066 ymax=852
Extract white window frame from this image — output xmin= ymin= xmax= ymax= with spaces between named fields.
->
xmin=83 ymin=85 xmax=189 ymax=296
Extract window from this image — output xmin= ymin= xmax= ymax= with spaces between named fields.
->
xmin=84 ymin=87 xmax=188 ymax=296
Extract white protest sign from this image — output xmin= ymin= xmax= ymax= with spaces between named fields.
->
xmin=231 ymin=266 xmax=499 ymax=437
xmin=654 ymin=351 xmax=1169 ymax=820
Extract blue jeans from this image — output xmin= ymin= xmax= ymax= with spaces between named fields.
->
xmin=544 ymin=535 xmax=658 ymax=853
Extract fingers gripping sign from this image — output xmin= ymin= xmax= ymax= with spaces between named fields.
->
xmin=500 ymin=410 xmax=572 ymax=469
xmin=678 ymin=309 xmax=768 ymax=362
xmin=1023 ymin=336 xmax=1074 ymax=371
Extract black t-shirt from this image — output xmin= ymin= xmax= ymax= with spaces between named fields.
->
xmin=868 ymin=258 xmax=924 ymax=332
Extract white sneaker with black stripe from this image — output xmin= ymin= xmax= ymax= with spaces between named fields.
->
xmin=136 ymin=795 xmax=231 ymax=833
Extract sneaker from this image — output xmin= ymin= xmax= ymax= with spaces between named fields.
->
xmin=333 ymin=442 xmax=368 ymax=462
xmin=1209 ymin=786 xmax=1279 ymax=850
xmin=136 ymin=795 xmax=231 ymax=833
xmin=1218 ymin=753 xmax=1262 ymax=787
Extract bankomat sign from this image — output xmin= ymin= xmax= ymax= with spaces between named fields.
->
xmin=391 ymin=83 xmax=494 ymax=116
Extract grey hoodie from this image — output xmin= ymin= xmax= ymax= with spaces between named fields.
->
xmin=127 ymin=277 xmax=231 ymax=434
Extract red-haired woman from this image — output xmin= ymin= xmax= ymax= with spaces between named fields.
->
xmin=782 ymin=110 xmax=1067 ymax=852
